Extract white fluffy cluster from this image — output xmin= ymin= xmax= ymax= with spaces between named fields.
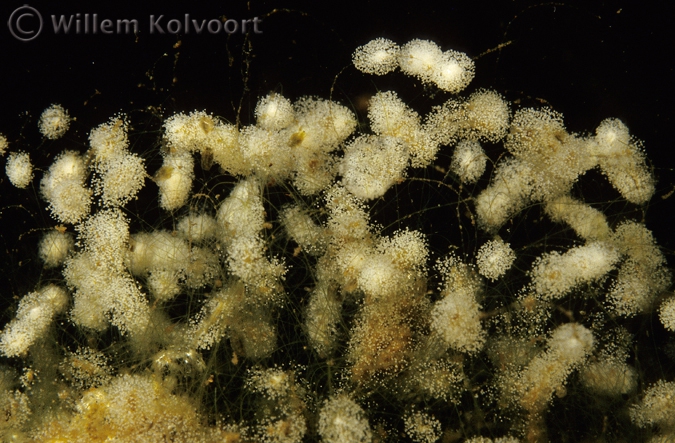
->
xmin=218 ymin=177 xmax=286 ymax=306
xmin=89 ymin=116 xmax=128 ymax=164
xmin=660 ymin=296 xmax=675 ymax=332
xmin=246 ymin=367 xmax=293 ymax=400
xmin=280 ymin=204 xmax=326 ymax=255
xmin=94 ymin=150 xmax=146 ymax=207
xmin=318 ymin=395 xmax=372 ymax=443
xmin=431 ymin=255 xmax=485 ymax=353
xmin=593 ymin=118 xmax=655 ymax=204
xmin=398 ymin=39 xmax=474 ymax=93
xmin=38 ymin=229 xmax=74 ymax=268
xmin=0 ymin=285 xmax=68 ymax=357
xmin=40 ymin=150 xmax=91 ymax=224
xmin=451 ymin=139 xmax=487 ymax=184
xmin=0 ymin=133 xmax=7 ymax=156
xmin=476 ymin=238 xmax=515 ymax=281
xmin=543 ymin=195 xmax=610 ymax=241
xmin=579 ymin=357 xmax=637 ymax=396
xmin=425 ymin=90 xmax=511 ymax=147
xmin=188 ymin=283 xmax=244 ymax=350
xmin=403 ymin=410 xmax=441 ymax=443
xmin=607 ymin=221 xmax=671 ymax=316
xmin=254 ymin=92 xmax=296 ymax=130
xmin=340 ymin=135 xmax=408 ymax=200
xmin=368 ymin=90 xmax=438 ymax=167
xmin=354 ymin=38 xmax=475 ymax=93
xmin=5 ymin=151 xmax=33 ymax=188
xmin=176 ymin=213 xmax=219 ymax=244
xmin=630 ymin=380 xmax=675 ymax=430
xmin=161 ymin=96 xmax=356 ymax=200
xmin=512 ymin=323 xmax=594 ymax=413
xmin=38 ymin=104 xmax=71 ymax=139
xmin=529 ymin=242 xmax=620 ymax=300
xmin=352 ymin=38 xmax=400 ymax=75
xmin=155 ymin=151 xmax=194 ymax=211
xmin=65 ymin=209 xmax=151 ymax=336
xmin=304 ymin=281 xmax=342 ymax=357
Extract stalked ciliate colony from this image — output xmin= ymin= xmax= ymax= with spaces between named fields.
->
xmin=0 ymin=37 xmax=673 ymax=443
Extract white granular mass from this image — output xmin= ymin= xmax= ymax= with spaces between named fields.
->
xmin=431 ymin=291 xmax=485 ymax=353
xmin=432 ymin=49 xmax=475 ymax=93
xmin=38 ymin=230 xmax=74 ymax=268
xmin=0 ymin=134 xmax=7 ymax=156
xmin=352 ymin=38 xmax=400 ymax=75
xmin=39 ymin=104 xmax=71 ymax=140
xmin=630 ymin=380 xmax=675 ymax=429
xmin=0 ymin=285 xmax=68 ymax=357
xmin=340 ymin=135 xmax=409 ymax=200
xmin=254 ymin=93 xmax=295 ymax=130
xmin=89 ymin=117 xmax=129 ymax=164
xmin=40 ymin=151 xmax=87 ymax=200
xmin=451 ymin=139 xmax=487 ymax=184
xmin=659 ymin=295 xmax=675 ymax=332
xmin=155 ymin=151 xmax=194 ymax=211
xmin=398 ymin=39 xmax=474 ymax=92
xmin=398 ymin=39 xmax=444 ymax=85
xmin=45 ymin=180 xmax=92 ymax=224
xmin=177 ymin=213 xmax=218 ymax=243
xmin=476 ymin=239 xmax=515 ymax=281
xmin=5 ymin=151 xmax=33 ymax=188
xmin=404 ymin=410 xmax=441 ymax=443
xmin=78 ymin=209 xmax=130 ymax=273
xmin=96 ymin=152 xmax=146 ymax=207
xmin=377 ymin=229 xmax=428 ymax=272
xmin=40 ymin=150 xmax=92 ymax=224
xmin=461 ymin=89 xmax=511 ymax=142
xmin=530 ymin=242 xmax=620 ymax=300
xmin=368 ymin=90 xmax=420 ymax=139
xmin=318 ymin=395 xmax=372 ymax=443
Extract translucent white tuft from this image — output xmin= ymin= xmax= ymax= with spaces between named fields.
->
xmin=430 ymin=290 xmax=485 ymax=353
xmin=5 ymin=151 xmax=33 ymax=189
xmin=340 ymin=135 xmax=408 ymax=200
xmin=432 ymin=49 xmax=475 ymax=93
xmin=41 ymin=151 xmax=91 ymax=224
xmin=89 ymin=117 xmax=129 ymax=164
xmin=0 ymin=285 xmax=69 ymax=357
xmin=548 ymin=322 xmax=595 ymax=363
xmin=353 ymin=38 xmax=400 ymax=75
xmin=177 ymin=213 xmax=219 ymax=244
xmin=39 ymin=104 xmax=71 ymax=139
xmin=255 ymin=93 xmax=295 ymax=131
xmin=0 ymin=134 xmax=7 ymax=156
xmin=659 ymin=296 xmax=675 ymax=332
xmin=451 ymin=139 xmax=487 ymax=184
xmin=398 ymin=39 xmax=474 ymax=92
xmin=630 ymin=380 xmax=675 ymax=429
xmin=403 ymin=410 xmax=441 ymax=443
xmin=95 ymin=152 xmax=146 ymax=207
xmin=155 ymin=151 xmax=194 ymax=211
xmin=530 ymin=242 xmax=620 ymax=300
xmin=398 ymin=39 xmax=443 ymax=84
xmin=476 ymin=239 xmax=515 ymax=281
xmin=318 ymin=395 xmax=372 ymax=443
xmin=38 ymin=229 xmax=74 ymax=268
